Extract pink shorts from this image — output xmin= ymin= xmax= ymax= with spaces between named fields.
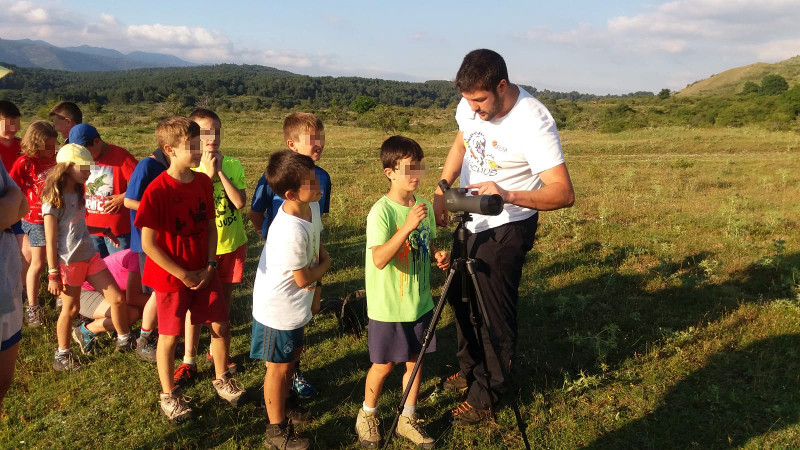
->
xmin=60 ymin=253 xmax=107 ymax=287
xmin=216 ymin=244 xmax=246 ymax=284
xmin=156 ymin=277 xmax=227 ymax=336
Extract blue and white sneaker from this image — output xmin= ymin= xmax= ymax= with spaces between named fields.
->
xmin=71 ymin=324 xmax=96 ymax=355
xmin=291 ymin=370 xmax=318 ymax=399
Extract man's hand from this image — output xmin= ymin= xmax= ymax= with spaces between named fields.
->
xmin=103 ymin=194 xmax=125 ymax=214
xmin=465 ymin=181 xmax=510 ymax=202
xmin=403 ymin=203 xmax=427 ymax=232
xmin=433 ymin=192 xmax=449 ymax=227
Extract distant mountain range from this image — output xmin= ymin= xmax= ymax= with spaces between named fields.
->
xmin=680 ymin=55 xmax=800 ymax=96
xmin=0 ymin=38 xmax=195 ymax=71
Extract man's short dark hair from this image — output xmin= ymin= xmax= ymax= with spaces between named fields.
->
xmin=0 ymin=100 xmax=21 ymax=119
xmin=266 ymin=149 xmax=315 ymax=199
xmin=49 ymin=101 xmax=82 ymax=123
xmin=380 ymin=135 xmax=424 ymax=170
xmin=454 ymin=49 xmax=509 ymax=93
xmin=189 ymin=108 xmax=222 ymax=126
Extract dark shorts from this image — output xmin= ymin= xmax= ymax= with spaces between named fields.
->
xmin=368 ymin=309 xmax=436 ymax=364
xmin=137 ymin=252 xmax=153 ymax=295
xmin=250 ymin=319 xmax=304 ymax=363
xmin=21 ymin=221 xmax=45 ymax=247
xmin=11 ymin=221 xmax=23 ymax=235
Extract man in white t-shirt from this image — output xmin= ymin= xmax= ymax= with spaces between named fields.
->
xmin=433 ymin=49 xmax=575 ymax=424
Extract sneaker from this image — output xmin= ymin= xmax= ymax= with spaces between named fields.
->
xmin=136 ymin=332 xmax=158 ymax=363
xmin=212 ymin=371 xmax=244 ymax=407
xmin=52 ymin=349 xmax=82 ymax=372
xmin=173 ymin=363 xmax=198 ymax=386
xmin=205 ymin=350 xmax=238 ymax=374
xmin=442 ymin=372 xmax=468 ymax=392
xmin=71 ymin=324 xmax=97 ymax=355
xmin=451 ymin=401 xmax=491 ymax=425
xmin=291 ymin=369 xmax=318 ymax=399
xmin=159 ymin=387 xmax=193 ymax=424
xmin=265 ymin=420 xmax=310 ymax=450
xmin=397 ymin=414 xmax=435 ymax=448
xmin=355 ymin=408 xmax=381 ymax=448
xmin=285 ymin=395 xmax=313 ymax=424
xmin=25 ymin=305 xmax=42 ymax=327
xmin=116 ymin=334 xmax=136 ymax=353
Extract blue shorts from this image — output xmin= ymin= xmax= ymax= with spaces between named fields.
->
xmin=250 ymin=319 xmax=304 ymax=363
xmin=11 ymin=221 xmax=23 ymax=235
xmin=368 ymin=309 xmax=436 ymax=364
xmin=21 ymin=221 xmax=45 ymax=247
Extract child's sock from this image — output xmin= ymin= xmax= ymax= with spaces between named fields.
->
xmin=401 ymin=404 xmax=416 ymax=417
xmin=140 ymin=328 xmax=151 ymax=337
xmin=362 ymin=403 xmax=377 ymax=413
xmin=117 ymin=333 xmax=130 ymax=344
xmin=57 ymin=347 xmax=69 ymax=354
xmin=183 ymin=356 xmax=196 ymax=366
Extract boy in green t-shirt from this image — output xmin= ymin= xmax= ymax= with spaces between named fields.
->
xmin=175 ymin=109 xmax=247 ymax=384
xmin=355 ymin=136 xmax=450 ymax=448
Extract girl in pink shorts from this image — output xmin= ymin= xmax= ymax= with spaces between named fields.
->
xmin=41 ymin=144 xmax=131 ymax=372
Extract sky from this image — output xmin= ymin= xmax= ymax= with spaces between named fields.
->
xmin=1 ymin=0 xmax=798 ymax=94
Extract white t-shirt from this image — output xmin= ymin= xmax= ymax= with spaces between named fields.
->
xmin=252 ymin=202 xmax=322 ymax=330
xmin=455 ymin=86 xmax=565 ymax=233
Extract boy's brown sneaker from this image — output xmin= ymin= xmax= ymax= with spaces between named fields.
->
xmin=160 ymin=387 xmax=192 ymax=424
xmin=285 ymin=395 xmax=313 ymax=424
xmin=442 ymin=372 xmax=468 ymax=392
xmin=396 ymin=414 xmax=435 ymax=449
xmin=451 ymin=401 xmax=491 ymax=425
xmin=355 ymin=408 xmax=381 ymax=448
xmin=212 ymin=371 xmax=244 ymax=407
xmin=265 ymin=420 xmax=310 ymax=450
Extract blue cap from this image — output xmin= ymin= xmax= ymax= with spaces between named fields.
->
xmin=68 ymin=123 xmax=100 ymax=147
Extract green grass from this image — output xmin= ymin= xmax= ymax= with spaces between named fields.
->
xmin=2 ymin=112 xmax=800 ymax=448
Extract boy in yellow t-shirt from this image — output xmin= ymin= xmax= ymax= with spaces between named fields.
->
xmin=175 ymin=109 xmax=247 ymax=385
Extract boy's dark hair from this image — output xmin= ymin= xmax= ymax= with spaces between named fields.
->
xmin=454 ymin=49 xmax=509 ymax=93
xmin=0 ymin=100 xmax=21 ymax=119
xmin=189 ymin=108 xmax=222 ymax=126
xmin=49 ymin=101 xmax=82 ymax=123
xmin=266 ymin=150 xmax=315 ymax=199
xmin=380 ymin=135 xmax=424 ymax=171
xmin=155 ymin=116 xmax=200 ymax=151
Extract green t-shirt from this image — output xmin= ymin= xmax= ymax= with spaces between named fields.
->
xmin=365 ymin=195 xmax=436 ymax=322
xmin=194 ymin=156 xmax=247 ymax=254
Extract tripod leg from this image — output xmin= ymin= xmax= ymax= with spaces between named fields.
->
xmin=465 ymin=259 xmax=532 ymax=450
xmin=382 ymin=267 xmax=458 ymax=450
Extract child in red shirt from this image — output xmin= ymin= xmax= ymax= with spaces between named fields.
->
xmin=0 ymin=101 xmax=21 ymax=172
xmin=9 ymin=121 xmax=58 ymax=327
xmin=135 ymin=116 xmax=243 ymax=424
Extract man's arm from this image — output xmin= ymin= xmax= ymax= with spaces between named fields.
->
xmin=467 ymin=162 xmax=575 ymax=211
xmin=433 ymin=131 xmax=466 ymax=226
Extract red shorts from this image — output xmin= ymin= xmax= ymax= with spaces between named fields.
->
xmin=216 ymin=244 xmax=246 ymax=284
xmin=155 ymin=277 xmax=227 ymax=336
xmin=60 ymin=253 xmax=107 ymax=287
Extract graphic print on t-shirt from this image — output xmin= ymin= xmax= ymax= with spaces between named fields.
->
xmin=85 ymin=165 xmax=113 ymax=214
xmin=394 ymin=221 xmax=431 ymax=297
xmin=464 ymin=131 xmax=504 ymax=177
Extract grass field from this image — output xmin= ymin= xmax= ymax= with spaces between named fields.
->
xmin=2 ymin=110 xmax=799 ymax=448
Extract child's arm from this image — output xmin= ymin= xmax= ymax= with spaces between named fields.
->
xmin=141 ymin=226 xmax=202 ymax=288
xmin=123 ymin=198 xmax=140 ymax=210
xmin=292 ymin=243 xmax=330 ymax=288
xmin=87 ymin=226 xmax=119 ymax=247
xmin=0 ymin=184 xmax=28 ymax=230
xmin=208 ymin=155 xmax=246 ymax=210
xmin=431 ymin=243 xmax=451 ymax=271
xmin=43 ymin=213 xmax=62 ymax=295
xmin=194 ymin=218 xmax=218 ymax=290
xmin=371 ymin=203 xmax=427 ymax=270
xmin=247 ymin=209 xmax=264 ymax=238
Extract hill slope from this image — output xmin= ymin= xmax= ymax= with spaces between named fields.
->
xmin=680 ymin=55 xmax=800 ymax=96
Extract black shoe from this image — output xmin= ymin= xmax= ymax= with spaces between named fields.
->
xmin=443 ymin=372 xmax=468 ymax=392
xmin=265 ymin=420 xmax=310 ymax=449
xmin=451 ymin=401 xmax=491 ymax=425
xmin=285 ymin=395 xmax=313 ymax=424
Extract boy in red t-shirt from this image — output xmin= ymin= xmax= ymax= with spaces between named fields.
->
xmin=134 ymin=116 xmax=243 ymax=424
xmin=0 ymin=101 xmax=22 ymax=172
xmin=68 ymin=123 xmax=137 ymax=258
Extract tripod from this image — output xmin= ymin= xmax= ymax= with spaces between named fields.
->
xmin=383 ymin=211 xmax=531 ymax=450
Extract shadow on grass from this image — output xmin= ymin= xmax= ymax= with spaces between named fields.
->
xmin=586 ymin=333 xmax=800 ymax=448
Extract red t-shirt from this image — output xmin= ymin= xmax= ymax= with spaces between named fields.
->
xmin=9 ymin=154 xmax=57 ymax=224
xmin=0 ymin=138 xmax=21 ymax=172
xmin=85 ymin=144 xmax=138 ymax=235
xmin=134 ymin=171 xmax=214 ymax=292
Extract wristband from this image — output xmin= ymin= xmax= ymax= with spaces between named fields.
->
xmin=207 ymin=261 xmax=218 ymax=269
xmin=47 ymin=267 xmax=60 ymax=274
xmin=48 ymin=273 xmax=60 ymax=281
